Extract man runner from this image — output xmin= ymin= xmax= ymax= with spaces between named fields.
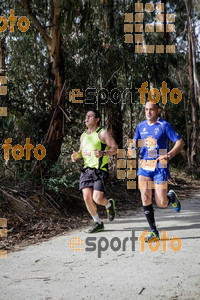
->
xmin=132 ymin=101 xmax=184 ymax=241
xmin=71 ymin=109 xmax=118 ymax=233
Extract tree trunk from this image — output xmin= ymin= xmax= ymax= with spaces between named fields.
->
xmin=162 ymin=0 xmax=169 ymax=122
xmin=0 ymin=38 xmax=6 ymax=74
xmin=21 ymin=0 xmax=65 ymax=167
xmin=187 ymin=0 xmax=198 ymax=165
xmin=46 ymin=0 xmax=64 ymax=162
xmin=0 ymin=37 xmax=7 ymax=122
xmin=101 ymin=0 xmax=123 ymax=148
xmin=178 ymin=72 xmax=190 ymax=165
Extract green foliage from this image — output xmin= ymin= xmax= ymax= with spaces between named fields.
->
xmin=0 ymin=0 xmax=199 ymax=191
xmin=43 ymin=144 xmax=81 ymax=193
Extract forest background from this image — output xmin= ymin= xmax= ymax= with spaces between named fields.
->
xmin=0 ymin=0 xmax=199 ymax=249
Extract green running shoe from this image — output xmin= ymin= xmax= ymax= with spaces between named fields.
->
xmin=88 ymin=222 xmax=104 ymax=233
xmin=168 ymin=190 xmax=181 ymax=212
xmin=107 ymin=199 xmax=116 ymax=221
xmin=148 ymin=230 xmax=160 ymax=242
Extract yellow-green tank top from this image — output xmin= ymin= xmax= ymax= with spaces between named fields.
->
xmin=81 ymin=127 xmax=108 ymax=171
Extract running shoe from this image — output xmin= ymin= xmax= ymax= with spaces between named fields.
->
xmin=148 ymin=230 xmax=160 ymax=242
xmin=88 ymin=222 xmax=104 ymax=233
xmin=107 ymin=199 xmax=116 ymax=221
xmin=168 ymin=190 xmax=181 ymax=212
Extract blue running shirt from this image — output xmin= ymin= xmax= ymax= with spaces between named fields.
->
xmin=134 ymin=118 xmax=181 ymax=160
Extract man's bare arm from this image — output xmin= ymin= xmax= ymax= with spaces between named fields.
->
xmin=157 ymin=138 xmax=185 ymax=163
xmin=94 ymin=130 xmax=118 ymax=158
xmin=167 ymin=138 xmax=185 ymax=158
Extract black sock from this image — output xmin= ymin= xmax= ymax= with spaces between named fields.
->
xmin=143 ymin=204 xmax=157 ymax=231
xmin=167 ymin=194 xmax=175 ymax=204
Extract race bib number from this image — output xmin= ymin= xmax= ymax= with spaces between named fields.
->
xmin=83 ymin=149 xmax=91 ymax=157
xmin=145 ymin=136 xmax=157 ymax=149
xmin=139 ymin=159 xmax=157 ymax=171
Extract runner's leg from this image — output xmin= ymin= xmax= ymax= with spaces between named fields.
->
xmin=154 ymin=182 xmax=169 ymax=208
xmin=82 ymin=187 xmax=104 ymax=233
xmin=154 ymin=179 xmax=181 ymax=213
xmin=93 ymin=190 xmax=116 ymax=221
xmin=138 ymin=175 xmax=157 ymax=232
xmin=82 ymin=187 xmax=97 ymax=216
xmin=93 ymin=190 xmax=108 ymax=206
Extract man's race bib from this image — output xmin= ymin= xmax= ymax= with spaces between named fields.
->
xmin=83 ymin=149 xmax=91 ymax=157
xmin=139 ymin=159 xmax=157 ymax=171
xmin=145 ymin=136 xmax=157 ymax=149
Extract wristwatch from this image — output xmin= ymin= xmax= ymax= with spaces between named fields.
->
xmin=167 ymin=154 xmax=172 ymax=160
xmin=102 ymin=150 xmax=106 ymax=156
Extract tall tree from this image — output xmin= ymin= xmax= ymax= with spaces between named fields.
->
xmin=21 ymin=0 xmax=65 ymax=166
xmin=185 ymin=0 xmax=199 ymax=165
xmin=101 ymin=0 xmax=123 ymax=148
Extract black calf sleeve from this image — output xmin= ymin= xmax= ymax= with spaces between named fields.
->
xmin=143 ymin=204 xmax=157 ymax=231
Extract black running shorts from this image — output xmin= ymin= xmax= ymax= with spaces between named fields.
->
xmin=79 ymin=168 xmax=108 ymax=192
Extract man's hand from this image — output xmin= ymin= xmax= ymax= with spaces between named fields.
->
xmin=71 ymin=151 xmax=79 ymax=162
xmin=94 ymin=149 xmax=103 ymax=158
xmin=156 ymin=155 xmax=169 ymax=164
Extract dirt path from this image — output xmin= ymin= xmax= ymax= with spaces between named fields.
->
xmin=0 ymin=191 xmax=200 ymax=300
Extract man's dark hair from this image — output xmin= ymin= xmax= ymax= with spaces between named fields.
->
xmin=87 ymin=109 xmax=101 ymax=125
